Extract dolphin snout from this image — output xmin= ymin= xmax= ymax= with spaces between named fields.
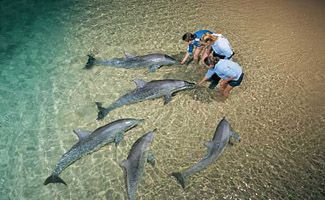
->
xmin=185 ymin=81 xmax=196 ymax=89
xmin=137 ymin=119 xmax=145 ymax=124
xmin=129 ymin=119 xmax=145 ymax=128
xmin=146 ymin=132 xmax=154 ymax=141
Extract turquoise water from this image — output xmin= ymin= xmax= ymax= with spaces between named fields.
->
xmin=0 ymin=1 xmax=86 ymax=198
xmin=1 ymin=0 xmax=324 ymax=199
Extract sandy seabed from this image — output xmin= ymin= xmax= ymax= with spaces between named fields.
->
xmin=0 ymin=0 xmax=324 ymax=199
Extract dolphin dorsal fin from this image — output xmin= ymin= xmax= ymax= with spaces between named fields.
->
xmin=133 ymin=79 xmax=147 ymax=88
xmin=204 ymin=141 xmax=214 ymax=149
xmin=73 ymin=129 xmax=92 ymax=140
xmin=205 ymin=141 xmax=221 ymax=151
xmin=120 ymin=160 xmax=130 ymax=169
xmin=124 ymin=52 xmax=136 ymax=59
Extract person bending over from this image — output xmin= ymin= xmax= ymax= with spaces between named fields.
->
xmin=198 ymin=56 xmax=244 ymax=97
xmin=180 ymin=30 xmax=213 ymax=64
xmin=201 ymin=33 xmax=234 ymax=60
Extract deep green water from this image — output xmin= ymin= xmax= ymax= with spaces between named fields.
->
xmin=0 ymin=0 xmax=324 ymax=200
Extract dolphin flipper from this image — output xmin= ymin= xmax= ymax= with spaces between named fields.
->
xmin=147 ymin=151 xmax=156 ymax=167
xmin=163 ymin=94 xmax=172 ymax=105
xmin=148 ymin=64 xmax=161 ymax=72
xmin=171 ymin=172 xmax=186 ymax=189
xmin=114 ymin=132 xmax=124 ymax=146
xmin=230 ymin=130 xmax=241 ymax=142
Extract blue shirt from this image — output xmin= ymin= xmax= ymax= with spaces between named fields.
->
xmin=211 ymin=34 xmax=233 ymax=59
xmin=187 ymin=30 xmax=213 ymax=55
xmin=205 ymin=59 xmax=243 ymax=81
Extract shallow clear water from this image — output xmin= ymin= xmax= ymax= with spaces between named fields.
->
xmin=0 ymin=0 xmax=324 ymax=199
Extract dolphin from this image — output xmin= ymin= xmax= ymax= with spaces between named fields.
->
xmin=85 ymin=52 xmax=178 ymax=72
xmin=120 ymin=130 xmax=155 ymax=200
xmin=172 ymin=118 xmax=240 ymax=189
xmin=96 ymin=79 xmax=195 ymax=120
xmin=44 ymin=118 xmax=143 ymax=186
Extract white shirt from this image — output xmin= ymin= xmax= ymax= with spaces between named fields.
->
xmin=205 ymin=59 xmax=242 ymax=81
xmin=211 ymin=34 xmax=233 ymax=59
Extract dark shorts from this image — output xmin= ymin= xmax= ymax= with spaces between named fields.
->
xmin=208 ymin=74 xmax=221 ymax=89
xmin=212 ymin=51 xmax=235 ymax=59
xmin=208 ymin=73 xmax=221 ymax=83
xmin=228 ymin=73 xmax=244 ymax=87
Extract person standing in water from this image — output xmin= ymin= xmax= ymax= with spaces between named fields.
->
xmin=180 ymin=30 xmax=213 ymax=65
xmin=198 ymin=56 xmax=244 ymax=97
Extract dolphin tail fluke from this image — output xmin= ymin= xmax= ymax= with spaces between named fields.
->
xmin=44 ymin=174 xmax=67 ymax=186
xmin=171 ymin=172 xmax=186 ymax=189
xmin=84 ymin=55 xmax=96 ymax=69
xmin=95 ymin=102 xmax=109 ymax=120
